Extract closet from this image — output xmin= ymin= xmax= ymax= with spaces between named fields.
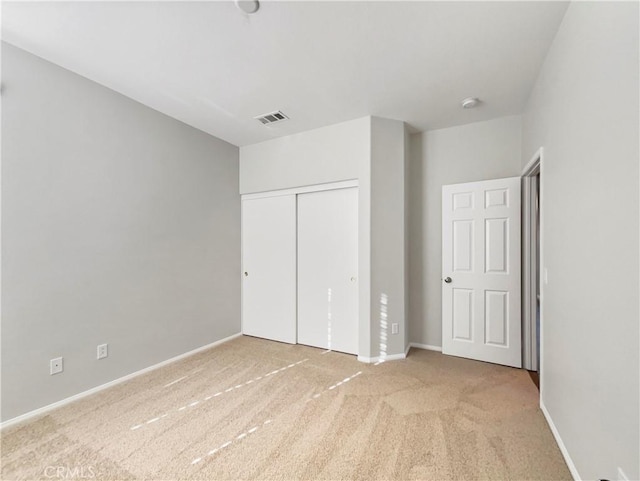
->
xmin=241 ymin=184 xmax=358 ymax=355
xmin=241 ymin=194 xmax=296 ymax=344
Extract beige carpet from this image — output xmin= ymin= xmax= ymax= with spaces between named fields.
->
xmin=1 ymin=336 xmax=571 ymax=480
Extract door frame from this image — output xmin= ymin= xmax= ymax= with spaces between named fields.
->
xmin=521 ymin=148 xmax=544 ymax=378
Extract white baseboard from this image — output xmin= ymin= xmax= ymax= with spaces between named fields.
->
xmin=540 ymin=400 xmax=580 ymax=480
xmin=357 ymin=351 xmax=407 ymax=364
xmin=384 ymin=352 xmax=407 ymax=361
xmin=357 ymin=355 xmax=373 ymax=363
xmin=409 ymin=342 xmax=442 ymax=352
xmin=1 ymin=333 xmax=242 ymax=430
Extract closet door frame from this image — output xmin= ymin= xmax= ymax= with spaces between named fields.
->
xmin=241 ymin=180 xmax=359 ymax=202
xmin=241 ymin=179 xmax=359 ymax=347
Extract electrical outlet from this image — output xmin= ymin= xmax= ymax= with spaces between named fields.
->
xmin=50 ymin=357 xmax=63 ymax=375
xmin=391 ymin=323 xmax=399 ymax=335
xmin=97 ymin=343 xmax=108 ymax=360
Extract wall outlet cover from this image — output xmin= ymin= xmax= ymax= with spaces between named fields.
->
xmin=50 ymin=357 xmax=63 ymax=375
xmin=97 ymin=344 xmax=108 ymax=360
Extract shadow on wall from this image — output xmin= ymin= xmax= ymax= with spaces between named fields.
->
xmin=408 ymin=133 xmax=425 ymax=343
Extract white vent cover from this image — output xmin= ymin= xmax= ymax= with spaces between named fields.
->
xmin=255 ymin=111 xmax=289 ymax=125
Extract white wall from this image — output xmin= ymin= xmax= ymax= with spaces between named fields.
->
xmin=1 ymin=43 xmax=241 ymax=422
xmin=408 ymin=116 xmax=522 ymax=348
xmin=522 ymin=2 xmax=639 ymax=479
xmin=239 ymin=118 xmax=370 ymax=194
xmin=239 ymin=118 xmax=373 ymax=358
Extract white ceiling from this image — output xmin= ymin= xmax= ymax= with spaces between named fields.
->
xmin=2 ymin=1 xmax=569 ymax=147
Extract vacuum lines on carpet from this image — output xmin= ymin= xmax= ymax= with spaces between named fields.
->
xmin=130 ymin=359 xmax=308 ymax=431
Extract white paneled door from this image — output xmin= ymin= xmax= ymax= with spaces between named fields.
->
xmin=442 ymin=177 xmax=521 ymax=367
xmin=298 ymin=188 xmax=358 ymax=354
xmin=242 ymin=195 xmax=297 ymax=344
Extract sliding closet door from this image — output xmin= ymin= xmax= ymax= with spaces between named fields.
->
xmin=242 ymin=195 xmax=296 ymax=344
xmin=298 ymin=187 xmax=358 ymax=354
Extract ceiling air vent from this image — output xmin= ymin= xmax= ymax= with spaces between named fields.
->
xmin=255 ymin=110 xmax=289 ymax=125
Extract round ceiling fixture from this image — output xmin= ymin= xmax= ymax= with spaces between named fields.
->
xmin=235 ymin=0 xmax=260 ymax=14
xmin=461 ymin=97 xmax=480 ymax=109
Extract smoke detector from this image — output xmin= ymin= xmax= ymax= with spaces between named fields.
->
xmin=235 ymin=0 xmax=259 ymax=14
xmin=255 ymin=111 xmax=289 ymax=125
xmin=461 ymin=97 xmax=480 ymax=109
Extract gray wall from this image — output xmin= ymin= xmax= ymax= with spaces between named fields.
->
xmin=1 ymin=43 xmax=241 ymax=422
xmin=522 ymin=2 xmax=639 ymax=479
xmin=370 ymin=117 xmax=407 ymax=358
xmin=404 ymin=128 xmax=411 ymax=353
xmin=408 ymin=116 xmax=522 ymax=348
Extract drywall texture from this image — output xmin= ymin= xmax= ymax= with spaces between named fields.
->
xmin=1 ymin=43 xmax=241 ymax=421
xmin=408 ymin=116 xmax=522 ymax=348
xmin=522 ymin=3 xmax=639 ymax=480
xmin=370 ymin=117 xmax=407 ymax=358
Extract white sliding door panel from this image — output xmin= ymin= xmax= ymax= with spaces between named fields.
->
xmin=442 ymin=177 xmax=521 ymax=367
xmin=298 ymin=188 xmax=358 ymax=355
xmin=242 ymin=195 xmax=296 ymax=344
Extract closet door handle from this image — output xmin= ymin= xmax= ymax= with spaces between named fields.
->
xmin=244 ymin=271 xmax=249 ymax=277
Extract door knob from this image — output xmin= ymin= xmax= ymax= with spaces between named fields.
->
xmin=444 ymin=277 xmax=452 ymax=283
xmin=244 ymin=272 xmax=248 ymax=277
xmin=350 ymin=276 xmax=357 ymax=282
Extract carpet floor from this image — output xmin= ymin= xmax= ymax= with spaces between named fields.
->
xmin=1 ymin=336 xmax=571 ymax=480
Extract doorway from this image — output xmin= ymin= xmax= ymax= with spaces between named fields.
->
xmin=522 ymin=148 xmax=543 ymax=388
